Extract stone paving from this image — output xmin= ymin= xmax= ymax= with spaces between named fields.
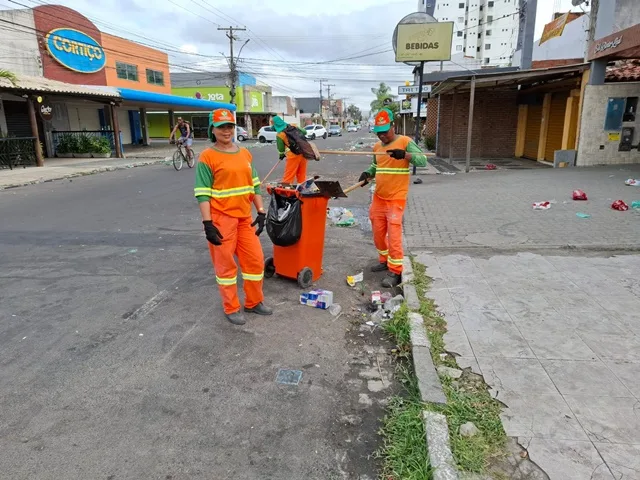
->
xmin=405 ymin=165 xmax=640 ymax=251
xmin=405 ymin=165 xmax=640 ymax=479
xmin=415 ymin=252 xmax=640 ymax=480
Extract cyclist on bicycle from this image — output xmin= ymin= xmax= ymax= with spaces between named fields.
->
xmin=169 ymin=117 xmax=194 ymax=159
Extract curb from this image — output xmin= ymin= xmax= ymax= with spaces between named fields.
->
xmin=402 ymin=257 xmax=459 ymax=480
xmin=423 ymin=411 xmax=459 ymax=480
xmin=0 ymin=159 xmax=167 ymax=190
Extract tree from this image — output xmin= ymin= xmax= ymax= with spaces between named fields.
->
xmin=0 ymin=69 xmax=18 ymax=86
xmin=370 ymin=82 xmax=399 ymax=116
xmin=346 ymin=104 xmax=362 ymax=122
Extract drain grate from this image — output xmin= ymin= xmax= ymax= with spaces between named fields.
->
xmin=275 ymin=369 xmax=303 ymax=386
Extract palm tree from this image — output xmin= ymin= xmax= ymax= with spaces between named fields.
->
xmin=0 ymin=69 xmax=18 ymax=86
xmin=370 ymin=82 xmax=399 ymax=116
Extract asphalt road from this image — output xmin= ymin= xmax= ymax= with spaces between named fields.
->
xmin=0 ymin=133 xmax=397 ymax=480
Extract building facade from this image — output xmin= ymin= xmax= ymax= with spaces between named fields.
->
xmin=578 ymin=0 xmax=640 ymax=166
xmin=0 ymin=4 xmax=172 ymax=147
xmin=418 ymin=0 xmax=519 ymax=66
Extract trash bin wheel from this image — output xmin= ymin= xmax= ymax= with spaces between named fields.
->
xmin=264 ymin=257 xmax=276 ymax=279
xmin=297 ymin=267 xmax=313 ymax=289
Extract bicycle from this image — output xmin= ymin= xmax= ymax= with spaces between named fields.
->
xmin=171 ymin=139 xmax=195 ymax=171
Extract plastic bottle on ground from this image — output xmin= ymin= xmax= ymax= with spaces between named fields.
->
xmin=329 ymin=304 xmax=342 ymax=316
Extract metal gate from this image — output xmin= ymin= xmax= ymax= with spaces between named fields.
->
xmin=523 ymin=104 xmax=543 ymax=160
xmin=544 ymin=92 xmax=569 ymax=162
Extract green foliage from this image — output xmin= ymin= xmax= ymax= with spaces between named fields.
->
xmin=56 ymin=133 xmax=79 ymax=154
xmin=370 ymin=82 xmax=399 ymax=116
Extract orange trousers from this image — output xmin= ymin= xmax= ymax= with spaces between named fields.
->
xmin=369 ymin=195 xmax=405 ymax=274
xmin=282 ymin=153 xmax=307 ymax=184
xmin=208 ymin=211 xmax=264 ymax=314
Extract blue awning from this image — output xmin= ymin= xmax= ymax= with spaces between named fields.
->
xmin=117 ymin=88 xmax=236 ymax=111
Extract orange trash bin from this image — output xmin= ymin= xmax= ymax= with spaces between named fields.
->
xmin=264 ymin=184 xmax=331 ymax=288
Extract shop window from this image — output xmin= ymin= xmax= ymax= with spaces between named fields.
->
xmin=116 ymin=62 xmax=138 ymax=82
xmin=604 ymin=98 xmax=625 ymax=131
xmin=623 ymin=97 xmax=638 ymax=122
xmin=146 ymin=69 xmax=164 ymax=86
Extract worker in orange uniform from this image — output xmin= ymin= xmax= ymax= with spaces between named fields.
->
xmin=195 ymin=108 xmax=273 ymax=325
xmin=272 ymin=115 xmax=309 ymax=184
xmin=358 ymin=108 xmax=428 ymax=288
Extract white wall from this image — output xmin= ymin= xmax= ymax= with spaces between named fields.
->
xmin=0 ymin=8 xmax=42 ymax=76
xmin=512 ymin=15 xmax=588 ymax=65
xmin=117 ymin=109 xmax=132 ymax=145
xmin=67 ymin=104 xmax=101 ymax=131
xmin=577 ymin=83 xmax=640 ymax=166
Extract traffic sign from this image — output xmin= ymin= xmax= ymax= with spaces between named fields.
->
xmin=398 ymin=85 xmax=432 ymax=95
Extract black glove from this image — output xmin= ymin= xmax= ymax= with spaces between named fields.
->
xmin=251 ymin=212 xmax=266 ymax=236
xmin=203 ymin=220 xmax=223 ymax=246
xmin=279 ymin=153 xmax=286 ymax=161
xmin=387 ymin=149 xmax=406 ymax=160
xmin=359 ymin=172 xmax=371 ymax=186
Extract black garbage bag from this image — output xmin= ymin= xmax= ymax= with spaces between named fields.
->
xmin=266 ymin=192 xmax=302 ymax=247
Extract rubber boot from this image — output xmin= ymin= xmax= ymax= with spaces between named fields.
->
xmin=226 ymin=311 xmax=246 ymax=325
xmin=244 ymin=303 xmax=273 ymax=316
xmin=381 ymin=273 xmax=402 ymax=288
xmin=370 ymin=262 xmax=389 ymax=273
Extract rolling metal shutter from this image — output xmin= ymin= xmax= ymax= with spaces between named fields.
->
xmin=523 ymin=104 xmax=542 ymax=160
xmin=3 ymin=101 xmax=32 ymax=138
xmin=544 ymin=92 xmax=569 ymax=162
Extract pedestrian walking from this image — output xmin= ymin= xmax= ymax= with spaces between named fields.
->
xmin=358 ymin=108 xmax=429 ymax=288
xmin=194 ymin=108 xmax=273 ymax=325
xmin=272 ymin=116 xmax=309 ymax=184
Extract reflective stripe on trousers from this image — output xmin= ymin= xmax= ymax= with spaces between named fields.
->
xmin=208 ymin=212 xmax=265 ymax=314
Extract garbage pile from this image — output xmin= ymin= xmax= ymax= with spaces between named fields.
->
xmin=327 ymin=207 xmax=357 ymax=227
xmin=369 ymin=292 xmax=404 ymax=324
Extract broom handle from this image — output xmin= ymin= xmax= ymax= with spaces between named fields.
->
xmin=260 ymin=158 xmax=282 ymax=185
xmin=343 ymin=181 xmax=366 ymax=194
xmin=318 ymin=150 xmax=435 ymax=156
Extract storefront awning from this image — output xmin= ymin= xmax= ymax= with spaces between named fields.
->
xmin=117 ymin=88 xmax=236 ymax=112
xmin=431 ymin=63 xmax=589 ymax=96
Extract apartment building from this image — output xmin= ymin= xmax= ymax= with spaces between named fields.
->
xmin=417 ymin=0 xmax=519 ymax=66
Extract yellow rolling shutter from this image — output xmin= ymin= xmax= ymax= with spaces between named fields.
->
xmin=523 ymin=104 xmax=542 ymax=160
xmin=544 ymin=92 xmax=569 ymax=161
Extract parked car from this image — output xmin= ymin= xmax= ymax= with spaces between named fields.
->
xmin=304 ymin=124 xmax=328 ymax=140
xmin=257 ymin=126 xmax=277 ymax=143
xmin=236 ymin=126 xmax=249 ymax=141
xmin=328 ymin=125 xmax=342 ymax=137
xmin=347 ymin=125 xmax=358 ymax=133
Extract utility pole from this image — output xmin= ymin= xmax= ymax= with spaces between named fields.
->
xmin=218 ymin=26 xmax=247 ymax=105
xmin=326 ymin=84 xmax=335 ymax=122
xmin=315 ymin=79 xmax=327 ymax=124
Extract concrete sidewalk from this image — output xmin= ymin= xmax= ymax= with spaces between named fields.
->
xmin=405 ymin=165 xmax=640 ymax=480
xmin=0 ymin=157 xmax=169 ymax=190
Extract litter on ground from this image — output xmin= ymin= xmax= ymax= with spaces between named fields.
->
xmin=611 ymin=200 xmax=629 ymax=211
xmin=346 ymin=272 xmax=364 ymax=287
xmin=631 ymin=201 xmax=640 ymax=209
xmin=625 ymin=179 xmax=639 ymax=186
xmin=572 ymin=189 xmax=588 ymax=200
xmin=532 ymin=202 xmax=551 ymax=210
xmin=576 ymin=213 xmax=591 ymax=218
xmin=327 ymin=207 xmax=357 ymax=227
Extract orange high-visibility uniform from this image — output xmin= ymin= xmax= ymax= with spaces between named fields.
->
xmin=195 ymin=147 xmax=264 ymax=314
xmin=367 ymin=136 xmax=414 ymax=275
xmin=277 ymin=131 xmax=307 ymax=184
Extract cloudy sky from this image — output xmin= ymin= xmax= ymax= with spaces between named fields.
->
xmin=8 ymin=0 xmax=585 ymax=111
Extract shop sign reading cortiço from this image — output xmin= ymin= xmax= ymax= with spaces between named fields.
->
xmin=45 ymin=28 xmax=106 ymax=73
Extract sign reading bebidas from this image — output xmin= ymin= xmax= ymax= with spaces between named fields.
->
xmin=45 ymin=28 xmax=106 ymax=74
xmin=395 ymin=22 xmax=454 ymax=62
